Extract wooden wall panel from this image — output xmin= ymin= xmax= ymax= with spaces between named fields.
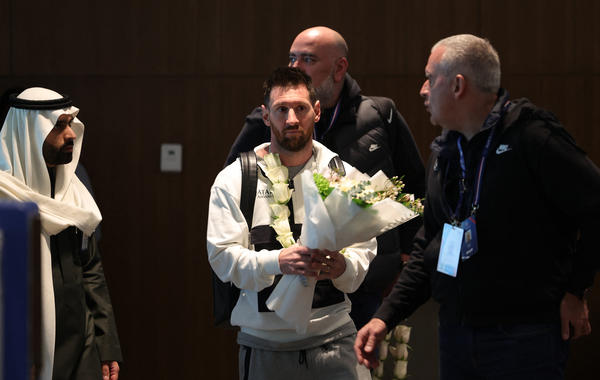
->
xmin=219 ymin=0 xmax=374 ymax=76
xmin=349 ymin=0 xmax=482 ymax=76
xmin=356 ymin=74 xmax=440 ymax=159
xmin=215 ymin=77 xmax=268 ymax=162
xmin=501 ymin=75 xmax=600 ymax=164
xmin=1 ymin=1 xmax=599 ymax=379
xmin=0 ymin=0 xmax=10 ymax=76
xmin=574 ymin=0 xmax=600 ymax=74
xmin=481 ymin=0 xmax=576 ymax=75
xmin=11 ymin=1 xmax=105 ymax=75
xmin=11 ymin=0 xmax=221 ymax=76
xmin=65 ymin=75 xmax=261 ymax=379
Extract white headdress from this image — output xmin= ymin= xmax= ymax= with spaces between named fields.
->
xmin=0 ymin=87 xmax=102 ymax=380
xmin=0 ymin=87 xmax=101 ymax=235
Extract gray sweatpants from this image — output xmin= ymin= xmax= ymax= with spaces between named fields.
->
xmin=238 ymin=333 xmax=371 ymax=380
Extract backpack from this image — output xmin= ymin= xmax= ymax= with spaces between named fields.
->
xmin=211 ymin=151 xmax=257 ymax=327
xmin=211 ymin=151 xmax=343 ymax=327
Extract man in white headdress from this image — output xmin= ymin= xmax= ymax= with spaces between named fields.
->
xmin=0 ymin=88 xmax=122 ymax=380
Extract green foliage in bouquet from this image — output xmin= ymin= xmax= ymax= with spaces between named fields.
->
xmin=313 ymin=173 xmax=335 ymax=199
xmin=313 ymin=173 xmax=424 ymax=214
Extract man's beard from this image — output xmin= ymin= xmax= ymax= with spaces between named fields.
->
xmin=271 ymin=126 xmax=312 ymax=152
xmin=315 ymin=71 xmax=336 ymax=107
xmin=45 ymin=144 xmax=74 ymax=166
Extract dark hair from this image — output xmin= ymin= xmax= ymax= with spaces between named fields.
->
xmin=263 ymin=67 xmax=317 ymax=107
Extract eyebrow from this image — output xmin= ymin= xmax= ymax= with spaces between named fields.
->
xmin=56 ymin=116 xmax=73 ymax=125
xmin=290 ymin=52 xmax=318 ymax=60
xmin=271 ymin=99 xmax=311 ymax=108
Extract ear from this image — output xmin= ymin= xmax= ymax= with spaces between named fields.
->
xmin=261 ymin=104 xmax=271 ymax=126
xmin=333 ymin=57 xmax=349 ymax=82
xmin=453 ymin=74 xmax=466 ymax=98
xmin=313 ymin=100 xmax=321 ymax=123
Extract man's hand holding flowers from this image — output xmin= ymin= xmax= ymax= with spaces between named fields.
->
xmin=278 ymin=246 xmax=320 ymax=277
xmin=311 ymin=250 xmax=346 ymax=280
xmin=279 ymin=247 xmax=346 ymax=280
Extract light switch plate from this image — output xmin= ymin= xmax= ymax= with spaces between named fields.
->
xmin=160 ymin=143 xmax=182 ymax=172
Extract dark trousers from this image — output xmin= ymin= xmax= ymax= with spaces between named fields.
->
xmin=439 ymin=322 xmax=569 ymax=380
xmin=348 ymin=291 xmax=382 ymax=330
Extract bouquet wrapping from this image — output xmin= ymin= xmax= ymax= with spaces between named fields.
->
xmin=266 ymin=168 xmax=420 ymax=333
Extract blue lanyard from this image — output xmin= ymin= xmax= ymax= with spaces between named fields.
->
xmin=453 ymin=136 xmax=468 ymax=222
xmin=454 ymin=127 xmax=496 ymax=220
xmin=314 ymin=98 xmax=342 ymax=140
xmin=451 ymin=100 xmax=510 ymax=222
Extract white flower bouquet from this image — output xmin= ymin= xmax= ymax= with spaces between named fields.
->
xmin=305 ymin=169 xmax=423 ymax=249
xmin=375 ymin=325 xmax=412 ymax=379
xmin=265 ymin=157 xmax=422 ymax=333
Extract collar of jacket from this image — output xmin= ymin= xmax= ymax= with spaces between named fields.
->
xmin=315 ymin=73 xmax=362 ymax=136
xmin=431 ymin=88 xmax=510 ymax=154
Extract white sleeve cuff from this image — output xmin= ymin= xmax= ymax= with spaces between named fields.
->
xmin=332 ymin=256 xmax=357 ymax=289
xmin=258 ymin=249 xmax=282 ymax=275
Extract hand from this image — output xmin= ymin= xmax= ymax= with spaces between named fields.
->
xmin=279 ymin=245 xmax=320 ymax=277
xmin=311 ymin=250 xmax=346 ymax=280
xmin=354 ymin=318 xmax=388 ymax=369
xmin=560 ymin=292 xmax=591 ymax=340
xmin=102 ymin=361 xmax=120 ymax=380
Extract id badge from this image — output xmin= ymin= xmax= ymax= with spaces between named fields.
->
xmin=460 ymin=216 xmax=478 ymax=260
xmin=437 ymin=223 xmax=464 ymax=277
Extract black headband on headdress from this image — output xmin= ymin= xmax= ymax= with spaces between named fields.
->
xmin=8 ymin=93 xmax=73 ymax=110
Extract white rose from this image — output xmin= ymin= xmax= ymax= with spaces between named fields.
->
xmin=270 ymin=204 xmax=290 ymax=220
xmin=393 ymin=343 xmax=408 ymax=360
xmin=378 ymin=340 xmax=389 ymax=360
xmin=275 ymin=232 xmax=295 ymax=248
xmin=265 ymin=166 xmax=289 ymax=183
xmin=394 ymin=325 xmax=411 ymax=343
xmin=264 ymin=153 xmax=282 ymax=168
xmin=271 ymin=218 xmax=292 ymax=236
xmin=389 ymin=345 xmax=397 ymax=359
xmin=393 ymin=359 xmax=408 ymax=379
xmin=373 ymin=363 xmax=384 ymax=378
xmin=272 ymin=183 xmax=293 ymax=203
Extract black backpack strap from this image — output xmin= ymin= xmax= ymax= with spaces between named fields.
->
xmin=239 ymin=151 xmax=258 ymax=228
xmin=212 ymin=151 xmax=257 ymax=328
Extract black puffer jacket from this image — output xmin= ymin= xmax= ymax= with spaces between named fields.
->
xmin=225 ymin=74 xmax=426 ymax=296
xmin=375 ymin=90 xmax=600 ymax=328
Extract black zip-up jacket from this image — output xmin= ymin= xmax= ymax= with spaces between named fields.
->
xmin=375 ymin=89 xmax=600 ymax=328
xmin=224 ymin=74 xmax=426 ymax=296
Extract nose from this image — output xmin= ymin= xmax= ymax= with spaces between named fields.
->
xmin=286 ymin=109 xmax=299 ymax=125
xmin=64 ymin=125 xmax=77 ymax=140
xmin=419 ymin=81 xmax=429 ymax=98
xmin=290 ymin=60 xmax=303 ymax=71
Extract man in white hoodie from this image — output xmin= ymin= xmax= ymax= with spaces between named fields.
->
xmin=0 ymin=88 xmax=122 ymax=380
xmin=208 ymin=67 xmax=375 ymax=380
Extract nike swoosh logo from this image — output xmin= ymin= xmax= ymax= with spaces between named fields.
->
xmin=496 ymin=144 xmax=512 ymax=154
xmin=369 ymin=144 xmax=380 ymax=152
xmin=387 ymin=109 xmax=393 ymax=124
